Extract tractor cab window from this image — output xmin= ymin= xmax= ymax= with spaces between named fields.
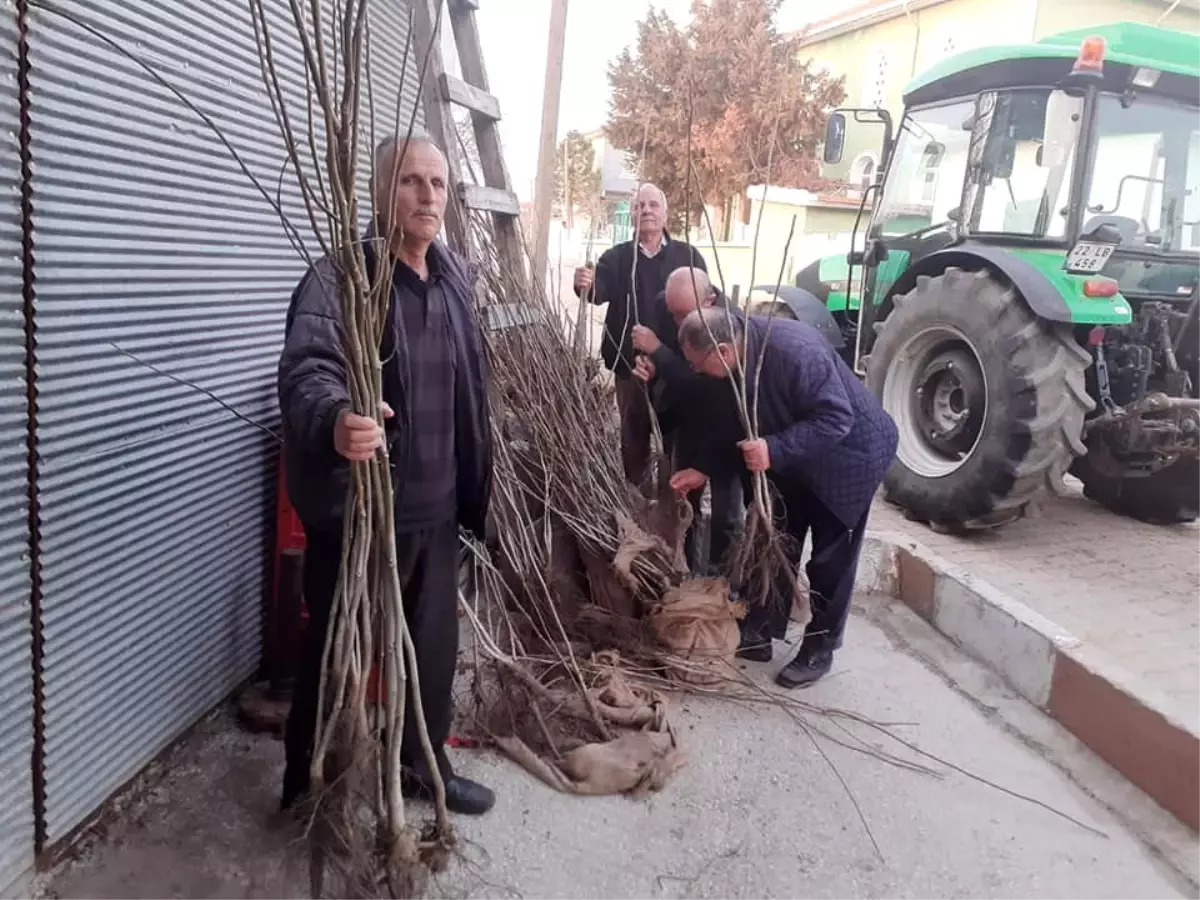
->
xmin=873 ymin=99 xmax=973 ymax=240
xmin=1084 ymin=94 xmax=1199 ymax=253
xmin=968 ymin=89 xmax=1078 ymax=239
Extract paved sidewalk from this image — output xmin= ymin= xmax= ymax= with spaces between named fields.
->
xmin=552 ymin=254 xmax=1200 ymax=821
xmin=870 ymin=479 xmax=1200 ymax=735
xmin=40 ymin=609 xmax=1192 ymax=899
xmin=865 ymin=480 xmax=1200 ymax=830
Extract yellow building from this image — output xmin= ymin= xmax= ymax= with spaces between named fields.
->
xmin=594 ymin=1 xmax=1200 ymax=293
xmin=799 ymin=0 xmax=1200 ymax=189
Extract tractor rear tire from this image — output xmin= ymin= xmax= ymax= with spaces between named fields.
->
xmin=747 ymin=299 xmax=796 ymax=319
xmin=1071 ymin=447 xmax=1200 ymax=525
xmin=866 ymin=267 xmax=1093 ymax=531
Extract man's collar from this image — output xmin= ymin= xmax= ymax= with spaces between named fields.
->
xmin=364 ymin=221 xmax=443 ymax=277
xmin=637 ymin=231 xmax=668 ymax=258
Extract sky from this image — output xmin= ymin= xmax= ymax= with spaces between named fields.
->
xmin=447 ymin=0 xmax=861 ymax=200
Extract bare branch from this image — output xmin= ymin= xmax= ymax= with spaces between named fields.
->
xmin=109 ymin=343 xmax=281 ymax=442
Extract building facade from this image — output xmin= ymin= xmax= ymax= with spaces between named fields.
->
xmin=0 ymin=2 xmax=423 ymax=895
xmin=798 ymin=0 xmax=1200 ymax=195
xmin=584 ymin=128 xmax=640 ymax=199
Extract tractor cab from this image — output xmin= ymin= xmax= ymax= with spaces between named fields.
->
xmin=804 ymin=22 xmax=1199 ymax=530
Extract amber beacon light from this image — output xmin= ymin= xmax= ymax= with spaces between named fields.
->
xmin=1073 ymin=35 xmax=1107 ymax=74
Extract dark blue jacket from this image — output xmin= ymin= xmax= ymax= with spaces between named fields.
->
xmin=745 ymin=316 xmax=898 ymax=528
xmin=277 ymin=239 xmax=493 ymax=538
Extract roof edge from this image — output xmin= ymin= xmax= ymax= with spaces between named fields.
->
xmin=902 ymin=21 xmax=1200 ymax=100
xmin=796 ymin=0 xmax=1197 ymax=48
xmin=796 ymin=0 xmax=953 ymax=47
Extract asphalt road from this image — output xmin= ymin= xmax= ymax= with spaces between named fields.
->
xmin=42 ymin=601 xmax=1191 ymax=900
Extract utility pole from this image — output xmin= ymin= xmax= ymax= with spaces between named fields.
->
xmin=564 ymin=152 xmax=571 ymax=231
xmin=532 ymin=0 xmax=568 ymax=288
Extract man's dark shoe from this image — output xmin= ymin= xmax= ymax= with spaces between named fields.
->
xmin=279 ymin=771 xmax=309 ymax=813
xmin=736 ymin=634 xmax=773 ymax=663
xmin=278 ymin=789 xmax=303 ymax=814
xmin=403 ymin=772 xmax=495 ymax=816
xmin=775 ymin=647 xmax=833 ymax=688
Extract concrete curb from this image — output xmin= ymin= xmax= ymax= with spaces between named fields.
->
xmin=859 ymin=530 xmax=1200 ymax=832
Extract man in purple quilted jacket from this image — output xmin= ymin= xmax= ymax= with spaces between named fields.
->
xmin=674 ymin=306 xmax=898 ymax=688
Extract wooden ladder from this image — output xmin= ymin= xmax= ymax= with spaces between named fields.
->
xmin=413 ymin=0 xmax=526 ymax=284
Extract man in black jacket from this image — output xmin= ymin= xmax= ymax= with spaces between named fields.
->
xmin=277 ymin=134 xmax=495 ymax=816
xmin=631 ymin=267 xmax=743 ymax=572
xmin=573 ymin=184 xmax=706 ymax=485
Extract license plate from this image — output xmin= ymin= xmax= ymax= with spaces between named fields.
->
xmin=1065 ymin=241 xmax=1116 ymax=274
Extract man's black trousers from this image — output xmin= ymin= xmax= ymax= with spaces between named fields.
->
xmin=282 ymin=518 xmax=460 ymax=804
xmin=682 ymin=476 xmax=743 ymax=572
xmin=661 ymin=427 xmax=744 ymax=573
xmin=742 ymin=482 xmax=870 ymax=651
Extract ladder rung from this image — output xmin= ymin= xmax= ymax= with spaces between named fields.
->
xmin=459 ymin=184 xmax=520 ymax=215
xmin=438 ymin=73 xmax=500 ymax=120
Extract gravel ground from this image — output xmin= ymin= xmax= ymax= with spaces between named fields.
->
xmin=39 ymin=600 xmax=1192 ymax=900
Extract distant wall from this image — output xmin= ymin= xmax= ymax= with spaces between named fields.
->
xmin=573 ymin=199 xmax=857 ymax=301
xmin=802 ymin=0 xmax=1040 ymax=184
xmin=1034 ymin=0 xmax=1200 ymax=36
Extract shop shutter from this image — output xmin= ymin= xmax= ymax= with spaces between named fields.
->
xmin=0 ymin=0 xmax=34 ymax=891
xmin=27 ymin=0 xmax=422 ymax=844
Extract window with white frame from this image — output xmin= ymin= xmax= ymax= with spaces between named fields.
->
xmin=919 ymin=147 xmax=941 ymax=203
xmin=860 ymin=46 xmax=889 ymax=109
xmin=919 ymin=27 xmax=963 ymax=72
xmin=849 ymin=152 xmax=879 ymax=192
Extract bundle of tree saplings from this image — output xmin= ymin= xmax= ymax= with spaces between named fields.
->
xmin=245 ymin=1 xmax=454 ymax=896
xmin=457 ymin=214 xmax=746 ymax=796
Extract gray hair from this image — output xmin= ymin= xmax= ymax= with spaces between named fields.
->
xmin=372 ymin=130 xmax=444 ymax=195
xmin=635 ymin=182 xmax=668 ymax=209
xmin=679 ymin=306 xmax=742 ymax=353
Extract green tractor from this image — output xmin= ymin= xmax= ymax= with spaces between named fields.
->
xmin=797 ymin=21 xmax=1199 ymax=530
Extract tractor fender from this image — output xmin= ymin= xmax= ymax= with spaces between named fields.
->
xmin=879 ymin=245 xmax=1079 ymax=325
xmin=793 ymin=258 xmax=831 ymax=305
xmin=751 ymin=285 xmax=846 ymax=350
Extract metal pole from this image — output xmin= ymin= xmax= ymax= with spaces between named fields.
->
xmin=532 ymin=0 xmax=568 ymax=290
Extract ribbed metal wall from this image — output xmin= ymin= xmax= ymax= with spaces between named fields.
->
xmin=0 ymin=0 xmax=33 ymax=890
xmin=26 ymin=0 xmax=422 ymax=843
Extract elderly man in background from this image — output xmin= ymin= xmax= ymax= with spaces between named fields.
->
xmin=573 ymin=183 xmax=707 ymax=486
xmin=673 ymin=306 xmax=898 ymax=688
xmin=277 ymin=134 xmax=496 ymax=815
xmin=631 ymin=266 xmax=744 ymax=573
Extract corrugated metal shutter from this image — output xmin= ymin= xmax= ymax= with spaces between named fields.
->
xmin=27 ymin=0 xmax=423 ymax=843
xmin=0 ymin=1 xmax=34 ymax=892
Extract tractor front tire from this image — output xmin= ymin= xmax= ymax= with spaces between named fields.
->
xmin=866 ymin=267 xmax=1093 ymax=531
